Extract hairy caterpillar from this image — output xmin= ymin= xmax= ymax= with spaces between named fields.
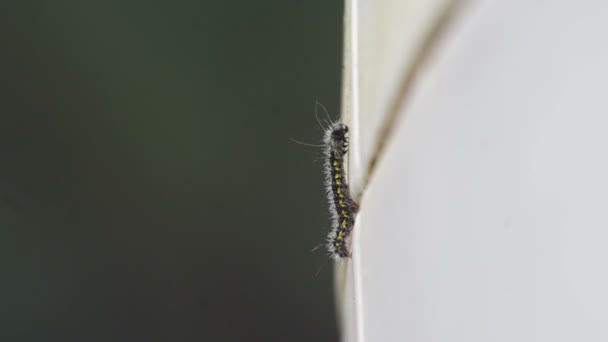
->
xmin=323 ymin=122 xmax=358 ymax=260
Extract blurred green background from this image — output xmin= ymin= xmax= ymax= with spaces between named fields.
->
xmin=0 ymin=1 xmax=343 ymax=341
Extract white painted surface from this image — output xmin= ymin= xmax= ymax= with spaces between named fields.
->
xmin=350 ymin=0 xmax=451 ymax=195
xmin=340 ymin=0 xmax=608 ymax=340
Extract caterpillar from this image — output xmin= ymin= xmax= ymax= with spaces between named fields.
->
xmin=323 ymin=122 xmax=358 ymax=260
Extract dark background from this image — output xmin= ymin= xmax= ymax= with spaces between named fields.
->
xmin=0 ymin=1 xmax=343 ymax=341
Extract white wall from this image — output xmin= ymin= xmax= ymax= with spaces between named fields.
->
xmin=339 ymin=1 xmax=608 ymax=341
